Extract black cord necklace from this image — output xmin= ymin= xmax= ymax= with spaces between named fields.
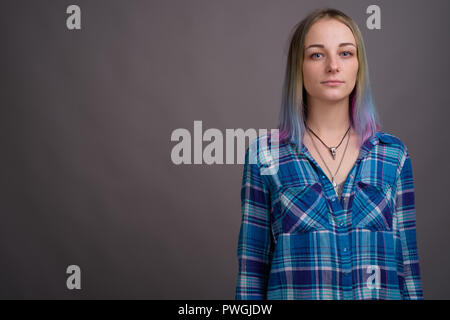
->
xmin=306 ymin=125 xmax=351 ymax=160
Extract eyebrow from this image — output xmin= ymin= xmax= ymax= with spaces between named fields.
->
xmin=305 ymin=43 xmax=356 ymax=50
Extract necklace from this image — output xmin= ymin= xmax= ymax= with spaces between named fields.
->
xmin=307 ymin=128 xmax=350 ymax=195
xmin=306 ymin=125 xmax=351 ymax=160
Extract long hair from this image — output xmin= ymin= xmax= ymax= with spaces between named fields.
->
xmin=278 ymin=7 xmax=381 ymax=148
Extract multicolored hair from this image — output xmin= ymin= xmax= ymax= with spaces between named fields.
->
xmin=278 ymin=7 xmax=381 ymax=148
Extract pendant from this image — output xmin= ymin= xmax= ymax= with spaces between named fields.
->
xmin=332 ymin=178 xmax=338 ymax=195
xmin=330 ymin=147 xmax=336 ymax=160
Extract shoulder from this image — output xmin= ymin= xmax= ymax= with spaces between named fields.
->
xmin=246 ymin=131 xmax=290 ymax=167
xmin=376 ymin=130 xmax=411 ymax=168
xmin=377 ymin=131 xmax=408 ymax=152
xmin=377 ymin=130 xmax=403 ymax=145
xmin=246 ymin=133 xmax=274 ymax=167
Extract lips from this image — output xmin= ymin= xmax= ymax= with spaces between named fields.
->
xmin=321 ymin=80 xmax=344 ymax=84
xmin=321 ymin=80 xmax=344 ymax=87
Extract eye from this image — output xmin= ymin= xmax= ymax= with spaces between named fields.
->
xmin=341 ymin=51 xmax=354 ymax=57
xmin=310 ymin=52 xmax=322 ymax=59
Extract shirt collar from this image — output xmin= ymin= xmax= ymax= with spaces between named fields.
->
xmin=289 ymin=131 xmax=392 ymax=147
xmin=374 ymin=131 xmax=395 ymax=145
xmin=292 ymin=131 xmax=393 ymax=159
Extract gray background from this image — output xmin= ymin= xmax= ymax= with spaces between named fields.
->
xmin=0 ymin=0 xmax=448 ymax=299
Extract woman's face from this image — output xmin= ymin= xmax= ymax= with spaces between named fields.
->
xmin=302 ymin=18 xmax=359 ymax=103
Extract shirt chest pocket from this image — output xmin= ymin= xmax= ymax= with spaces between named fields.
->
xmin=278 ymin=182 xmax=331 ymax=233
xmin=351 ymin=179 xmax=395 ymax=231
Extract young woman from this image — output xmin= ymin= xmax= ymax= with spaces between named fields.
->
xmin=235 ymin=8 xmax=423 ymax=300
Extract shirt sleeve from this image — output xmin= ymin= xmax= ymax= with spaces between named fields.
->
xmin=395 ymin=149 xmax=424 ymax=299
xmin=235 ymin=145 xmax=274 ymax=300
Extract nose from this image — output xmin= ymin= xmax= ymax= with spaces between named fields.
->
xmin=327 ymin=56 xmax=340 ymax=73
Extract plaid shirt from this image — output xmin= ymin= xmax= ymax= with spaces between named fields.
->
xmin=235 ymin=131 xmax=423 ymax=300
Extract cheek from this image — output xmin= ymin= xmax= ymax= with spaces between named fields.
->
xmin=351 ymin=61 xmax=359 ymax=77
xmin=343 ymin=61 xmax=358 ymax=84
xmin=302 ymin=63 xmax=319 ymax=85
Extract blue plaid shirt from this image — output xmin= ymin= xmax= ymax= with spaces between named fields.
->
xmin=235 ymin=131 xmax=423 ymax=299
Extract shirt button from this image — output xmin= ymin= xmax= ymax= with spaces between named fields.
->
xmin=339 ymin=222 xmax=344 ymax=227
xmin=322 ymin=175 xmax=325 ymax=179
xmin=332 ymin=198 xmax=336 ymax=202
xmin=343 ymin=247 xmax=348 ymax=252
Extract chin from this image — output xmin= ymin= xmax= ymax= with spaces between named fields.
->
xmin=320 ymin=93 xmax=348 ymax=102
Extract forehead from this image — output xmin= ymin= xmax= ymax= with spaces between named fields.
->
xmin=304 ymin=18 xmax=356 ymax=47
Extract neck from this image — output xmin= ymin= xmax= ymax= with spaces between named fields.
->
xmin=305 ymin=95 xmax=352 ymax=141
